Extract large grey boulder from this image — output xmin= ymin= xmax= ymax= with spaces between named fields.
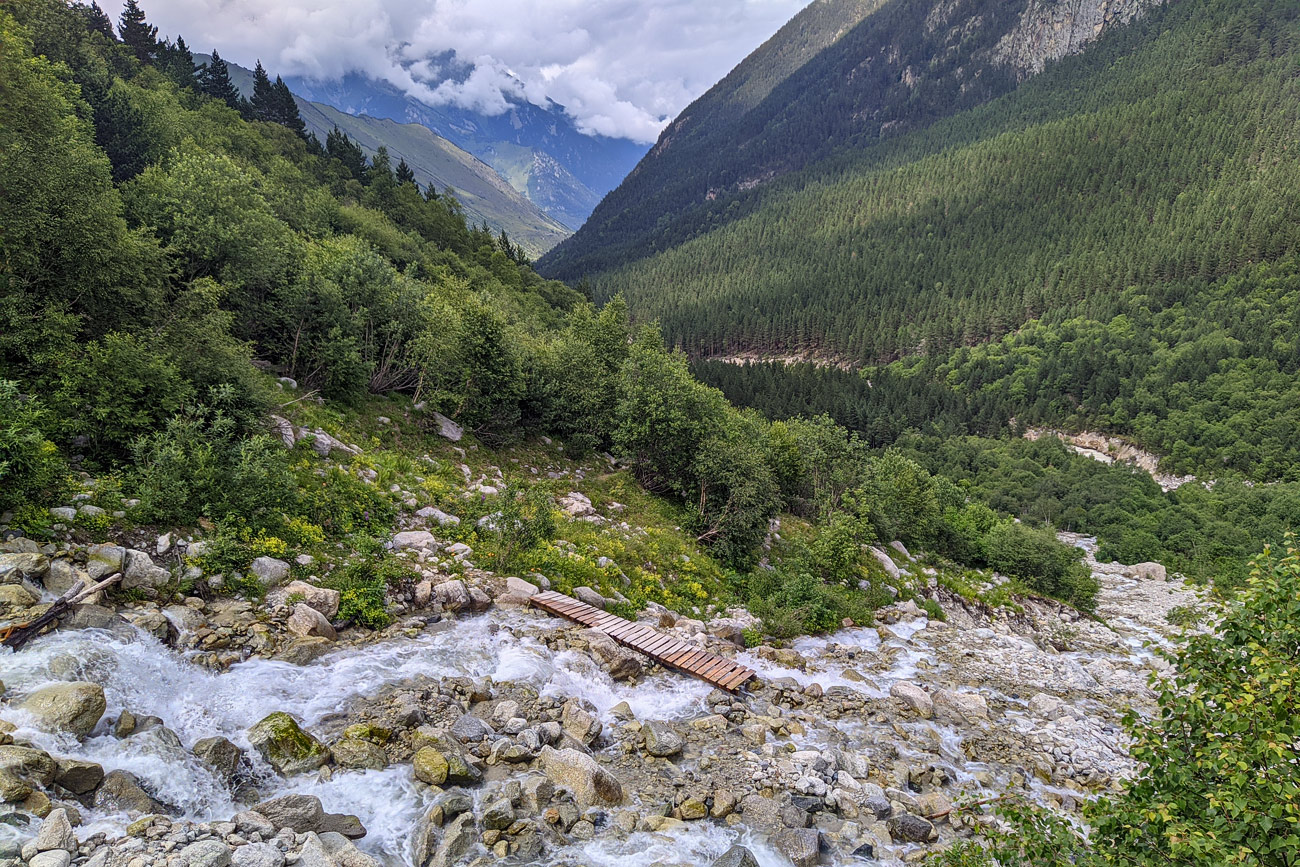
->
xmin=712 ymin=846 xmax=760 ymax=867
xmin=273 ymin=581 xmax=340 ymax=618
xmin=93 ymin=770 xmax=165 ymax=814
xmin=888 ymin=813 xmax=938 ymax=843
xmin=287 ymin=604 xmax=336 ymax=641
xmin=21 ymin=682 xmax=106 ymax=737
xmin=738 ymin=794 xmax=783 ymax=833
xmin=33 ymin=809 xmax=77 ymax=853
xmin=54 ymin=758 xmax=104 ymax=794
xmin=43 ymin=560 xmax=85 ymax=596
xmin=122 ymin=550 xmax=170 ymax=592
xmin=538 ymin=746 xmax=623 ymax=807
xmin=249 ymin=557 xmax=290 ymax=587
xmin=560 ymin=699 xmax=600 ymax=746
xmin=231 ymin=843 xmax=284 ymax=867
xmin=85 ymin=544 xmax=124 ymax=581
xmin=890 ymin=682 xmax=934 ymax=719
xmin=253 ymin=794 xmax=366 ymax=840
xmin=192 ymin=736 xmax=244 ymax=782
xmin=578 ymin=628 xmax=643 ymax=680
xmin=246 ymin=713 xmax=329 ymax=776
xmin=573 ymin=586 xmax=607 ymax=610
xmin=0 ymin=553 xmax=49 ymax=584
xmin=415 ymin=506 xmax=460 ymax=527
xmin=773 ymin=828 xmax=821 ymax=867
xmin=933 ymin=689 xmax=990 ymax=725
xmin=431 ymin=413 xmax=463 ymax=442
xmin=392 ymin=531 xmax=436 ymax=551
xmin=174 ymin=841 xmax=231 ymax=867
xmin=0 ymin=745 xmax=56 ymax=800
xmin=643 ymin=721 xmax=683 ymax=758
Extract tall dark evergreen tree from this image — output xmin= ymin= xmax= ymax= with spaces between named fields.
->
xmin=249 ymin=60 xmax=275 ymax=122
xmin=198 ymin=49 xmax=240 ymax=109
xmin=395 ymin=158 xmax=416 ymax=187
xmin=271 ymin=77 xmax=306 ymax=137
xmin=116 ymin=0 xmax=157 ymax=63
xmin=82 ymin=2 xmax=116 ymax=40
xmin=325 ymin=126 xmax=367 ymax=182
xmin=158 ymin=36 xmax=198 ymax=89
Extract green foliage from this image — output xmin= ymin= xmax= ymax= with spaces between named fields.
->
xmin=295 ymin=462 xmax=396 ymax=538
xmin=323 ymin=557 xmax=417 ymax=630
xmin=746 ymin=568 xmax=877 ymax=638
xmin=490 ymin=484 xmax=557 ymax=571
xmin=984 ymin=522 xmax=1098 ymax=611
xmin=0 ymin=382 xmax=66 ymax=511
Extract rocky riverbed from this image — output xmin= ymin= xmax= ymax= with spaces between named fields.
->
xmin=0 ymin=535 xmax=1203 ymax=867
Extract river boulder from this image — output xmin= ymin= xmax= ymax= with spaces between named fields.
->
xmin=538 ymin=746 xmax=623 ymax=807
xmin=21 ymin=682 xmax=106 ymax=737
xmin=247 ymin=713 xmax=330 ymax=776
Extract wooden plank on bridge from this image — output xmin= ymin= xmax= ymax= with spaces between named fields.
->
xmin=529 ymin=590 xmax=755 ymax=692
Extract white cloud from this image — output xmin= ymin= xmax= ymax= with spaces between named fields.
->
xmin=108 ymin=0 xmax=814 ymax=142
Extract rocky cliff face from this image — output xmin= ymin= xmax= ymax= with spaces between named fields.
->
xmin=992 ymin=0 xmax=1167 ymax=75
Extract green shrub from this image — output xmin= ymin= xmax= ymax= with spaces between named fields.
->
xmin=322 ymin=557 xmax=415 ymax=630
xmin=0 ymin=381 xmax=66 ymax=511
xmin=297 ymin=463 xmax=396 ymax=537
xmin=747 ymin=569 xmax=878 ymax=638
xmin=984 ymin=521 xmax=1099 ymax=611
xmin=491 ymin=483 xmax=557 ymax=570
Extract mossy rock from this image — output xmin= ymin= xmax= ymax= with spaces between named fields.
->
xmin=247 ymin=712 xmax=329 ymax=776
xmin=342 ymin=723 xmax=391 ymax=744
xmin=413 ymin=747 xmax=448 ymax=785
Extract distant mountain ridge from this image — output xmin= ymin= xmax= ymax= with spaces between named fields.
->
xmin=211 ymin=57 xmax=572 ymax=256
xmin=287 ymin=73 xmax=648 ymax=229
xmin=541 ymin=0 xmax=1162 ymax=280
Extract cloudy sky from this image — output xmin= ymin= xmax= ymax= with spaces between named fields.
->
xmin=108 ymin=0 xmax=815 ymax=142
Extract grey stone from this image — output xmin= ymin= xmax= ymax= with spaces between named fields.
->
xmin=20 ymin=682 xmax=105 ymax=737
xmin=738 ymin=795 xmax=783 ymax=833
xmin=286 ymin=604 xmax=336 ymax=641
xmin=0 ymin=553 xmax=49 ymax=584
xmin=890 ymin=682 xmax=934 ymax=719
xmin=29 ymin=851 xmax=70 ymax=867
xmin=560 ymin=699 xmax=601 ymax=746
xmin=431 ymin=413 xmax=463 ymax=442
xmin=230 ymin=843 xmax=284 ymax=867
xmin=415 ymin=507 xmax=460 ymax=527
xmin=272 ymin=582 xmax=340 ymax=619
xmin=538 ymin=746 xmax=623 ymax=808
xmin=93 ymin=770 xmax=163 ymax=814
xmin=43 ymin=560 xmax=85 ymax=596
xmin=121 ymin=550 xmax=170 ymax=591
xmin=249 ymin=557 xmax=290 ymax=587
xmin=84 ymin=545 xmax=124 ymax=581
xmin=573 ymin=586 xmax=606 ymax=609
xmin=888 ymin=813 xmax=938 ymax=843
xmin=175 ymin=841 xmax=231 ymax=867
xmin=252 ymin=794 xmax=324 ymax=832
xmin=643 ymin=721 xmax=683 ymax=758
xmin=192 ymin=736 xmax=244 ymax=781
xmin=772 ymin=828 xmax=820 ymax=867
xmin=450 ymin=714 xmax=493 ymax=743
xmin=33 ymin=809 xmax=76 ymax=853
xmin=711 ymin=845 xmax=760 ymax=867
xmin=53 ymin=758 xmax=103 ymax=795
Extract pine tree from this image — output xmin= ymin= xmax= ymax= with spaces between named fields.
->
xmin=249 ymin=60 xmax=275 ymax=122
xmin=395 ymin=158 xmax=416 ymax=186
xmin=271 ymin=77 xmax=306 ymax=137
xmin=158 ymin=36 xmax=198 ymax=89
xmin=83 ymin=2 xmax=116 ymax=40
xmin=325 ymin=126 xmax=367 ymax=182
xmin=117 ymin=0 xmax=157 ymax=63
xmin=198 ymin=49 xmax=240 ymax=109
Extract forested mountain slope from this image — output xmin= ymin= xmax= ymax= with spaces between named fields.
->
xmin=540 ymin=0 xmax=1161 ymax=280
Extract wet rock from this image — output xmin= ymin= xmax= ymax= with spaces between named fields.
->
xmin=413 ymin=748 xmax=449 ymax=785
xmin=933 ymin=689 xmax=990 ymax=725
xmin=232 ymin=811 xmax=276 ymax=838
xmin=174 ymin=840 xmax=231 ymax=867
xmin=560 ymin=699 xmax=601 ymax=746
xmin=538 ymin=746 xmax=623 ymax=807
xmin=0 ymin=584 xmax=39 ymax=606
xmin=890 ymin=682 xmax=934 ymax=719
xmin=42 ymin=560 xmax=84 ymax=596
xmin=917 ymin=792 xmax=953 ymax=820
xmin=432 ymin=580 xmax=471 ymax=612
xmin=773 ymin=828 xmax=820 ymax=867
xmin=0 ymin=553 xmax=49 ymax=583
xmin=192 ymin=736 xmax=244 ymax=782
xmin=254 ymin=795 xmax=365 ymax=839
xmin=275 ymin=637 xmax=334 ymax=666
xmin=888 ymin=813 xmax=938 ymax=843
xmin=246 ymin=713 xmax=330 ymax=776
xmin=1027 ymin=693 xmax=1067 ymax=720
xmin=679 ymin=798 xmax=708 ymax=820
xmin=53 ymin=759 xmax=103 ymax=795
xmin=482 ymin=798 xmax=514 ymax=830
xmin=712 ymin=845 xmax=759 ymax=867
xmin=28 ymin=852 xmax=70 ymax=867
xmin=60 ymin=604 xmax=128 ymax=633
xmin=331 ymin=738 xmax=387 ymax=770
xmin=0 ymin=746 xmax=56 ymax=800
xmin=93 ymin=770 xmax=164 ymax=814
xmin=21 ymin=682 xmax=106 ymax=738
xmin=287 ymin=604 xmax=337 ymax=641
xmin=249 ymin=557 xmax=290 ymax=587
xmin=427 ymin=811 xmax=475 ymax=867
xmin=33 ymin=808 xmax=76 ymax=853
xmin=577 ymin=629 xmax=643 ymax=681
xmin=642 ymin=721 xmax=683 ymax=758
xmin=317 ymin=831 xmax=379 ymax=867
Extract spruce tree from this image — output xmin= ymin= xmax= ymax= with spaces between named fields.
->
xmin=158 ymin=36 xmax=198 ymax=89
xmin=326 ymin=126 xmax=367 ymax=182
xmin=83 ymin=2 xmax=116 ymax=40
xmin=117 ymin=0 xmax=157 ymax=63
xmin=271 ymin=77 xmax=306 ymax=137
xmin=199 ymin=50 xmax=240 ymax=109
xmin=249 ymin=60 xmax=275 ymax=122
xmin=395 ymin=158 xmax=416 ymax=186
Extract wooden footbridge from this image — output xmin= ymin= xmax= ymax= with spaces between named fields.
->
xmin=529 ymin=590 xmax=756 ymax=692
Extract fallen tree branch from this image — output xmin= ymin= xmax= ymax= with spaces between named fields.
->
xmin=0 ymin=571 xmax=122 ymax=651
